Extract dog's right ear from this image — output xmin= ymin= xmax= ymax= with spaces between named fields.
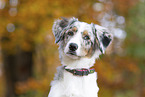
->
xmin=52 ymin=17 xmax=69 ymax=43
xmin=52 ymin=17 xmax=78 ymax=43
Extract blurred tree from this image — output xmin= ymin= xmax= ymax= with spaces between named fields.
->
xmin=126 ymin=1 xmax=145 ymax=59
xmin=125 ymin=1 xmax=145 ymax=96
xmin=0 ymin=0 xmax=38 ymax=96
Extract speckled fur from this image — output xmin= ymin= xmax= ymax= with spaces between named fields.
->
xmin=48 ymin=17 xmax=113 ymax=97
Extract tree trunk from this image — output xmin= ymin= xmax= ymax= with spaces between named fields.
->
xmin=1 ymin=37 xmax=34 ymax=97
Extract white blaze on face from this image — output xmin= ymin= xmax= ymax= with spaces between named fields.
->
xmin=64 ymin=22 xmax=94 ymax=58
xmin=64 ymin=31 xmax=81 ymax=55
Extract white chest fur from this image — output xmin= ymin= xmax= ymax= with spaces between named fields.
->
xmin=48 ymin=66 xmax=99 ymax=97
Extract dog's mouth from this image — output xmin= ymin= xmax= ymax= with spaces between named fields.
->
xmin=66 ymin=51 xmax=80 ymax=59
xmin=67 ymin=51 xmax=76 ymax=55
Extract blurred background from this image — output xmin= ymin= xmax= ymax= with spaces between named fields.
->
xmin=0 ymin=0 xmax=145 ymax=97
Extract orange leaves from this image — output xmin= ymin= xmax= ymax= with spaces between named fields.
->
xmin=95 ymin=58 xmax=123 ymax=84
xmin=112 ymin=0 xmax=139 ymax=15
xmin=21 ymin=41 xmax=33 ymax=51
xmin=15 ymin=78 xmax=50 ymax=95
xmin=0 ymin=0 xmax=100 ymax=54
xmin=95 ymin=55 xmax=142 ymax=97
xmin=126 ymin=63 xmax=139 ymax=73
xmin=95 ymin=55 xmax=141 ymax=88
xmin=0 ymin=0 xmax=143 ymax=97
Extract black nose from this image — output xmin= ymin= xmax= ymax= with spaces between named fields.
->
xmin=69 ymin=43 xmax=78 ymax=51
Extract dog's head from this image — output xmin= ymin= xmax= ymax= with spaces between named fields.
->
xmin=52 ymin=17 xmax=113 ymax=59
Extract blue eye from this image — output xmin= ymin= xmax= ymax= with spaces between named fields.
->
xmin=68 ymin=31 xmax=74 ymax=36
xmin=83 ymin=35 xmax=90 ymax=40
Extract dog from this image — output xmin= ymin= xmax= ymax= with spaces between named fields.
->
xmin=48 ymin=17 xmax=113 ymax=97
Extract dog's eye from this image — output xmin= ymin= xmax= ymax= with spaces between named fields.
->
xmin=68 ymin=31 xmax=74 ymax=36
xmin=83 ymin=35 xmax=90 ymax=40
xmin=84 ymin=36 xmax=90 ymax=40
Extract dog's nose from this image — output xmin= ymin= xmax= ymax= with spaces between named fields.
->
xmin=69 ymin=43 xmax=78 ymax=51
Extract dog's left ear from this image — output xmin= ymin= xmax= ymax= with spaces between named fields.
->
xmin=52 ymin=17 xmax=78 ymax=43
xmin=92 ymin=24 xmax=113 ymax=54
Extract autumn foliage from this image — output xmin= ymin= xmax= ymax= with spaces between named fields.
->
xmin=0 ymin=0 xmax=145 ymax=97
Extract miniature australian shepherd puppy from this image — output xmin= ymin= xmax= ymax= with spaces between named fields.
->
xmin=48 ymin=17 xmax=113 ymax=97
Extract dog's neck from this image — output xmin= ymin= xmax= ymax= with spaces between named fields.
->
xmin=59 ymin=50 xmax=101 ymax=69
xmin=61 ymin=56 xmax=95 ymax=69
